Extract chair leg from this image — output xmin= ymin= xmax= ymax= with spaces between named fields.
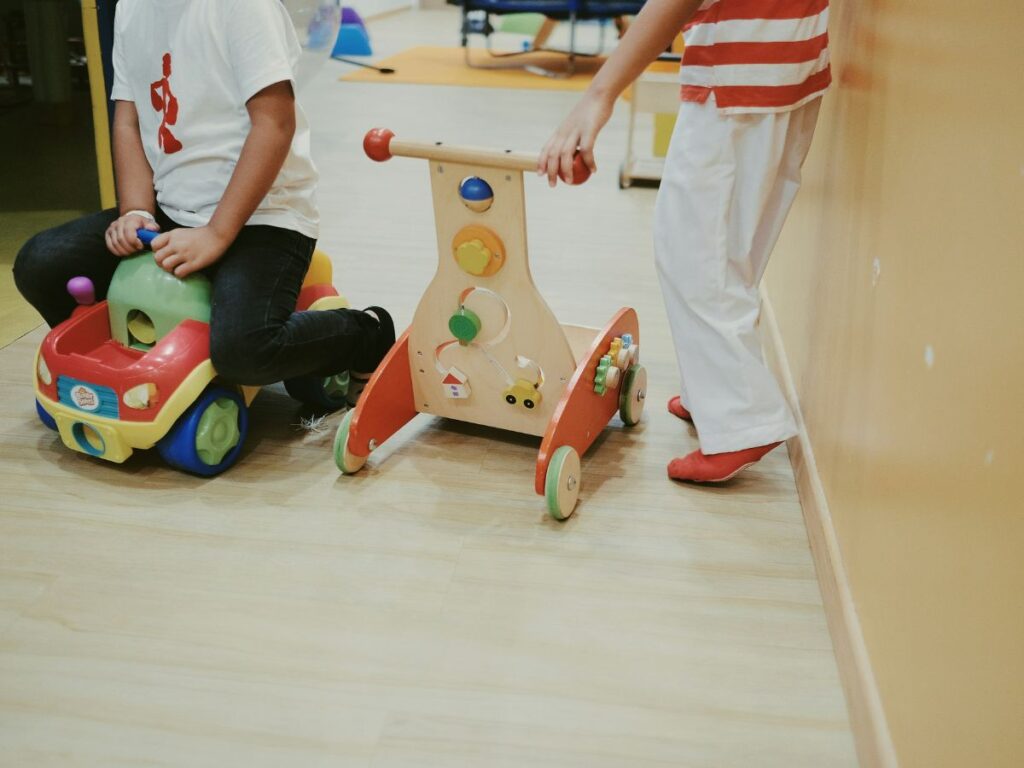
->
xmin=464 ymin=9 xmax=597 ymax=78
xmin=463 ymin=10 xmax=496 ymax=69
xmin=566 ymin=12 xmax=577 ymax=76
xmin=531 ymin=18 xmax=557 ymax=51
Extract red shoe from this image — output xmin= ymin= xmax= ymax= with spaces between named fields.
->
xmin=667 ymin=396 xmax=693 ymax=422
xmin=667 ymin=442 xmax=781 ymax=483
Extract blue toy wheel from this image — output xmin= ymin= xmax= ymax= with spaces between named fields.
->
xmin=283 ymin=371 xmax=350 ymax=413
xmin=36 ymin=399 xmax=57 ymax=431
xmin=157 ymin=386 xmax=249 ymax=477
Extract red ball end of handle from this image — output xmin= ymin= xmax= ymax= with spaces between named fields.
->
xmin=559 ymin=153 xmax=592 ymax=186
xmin=364 ymin=128 xmax=394 ymax=162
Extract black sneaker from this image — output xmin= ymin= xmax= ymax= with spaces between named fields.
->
xmin=348 ymin=306 xmax=396 ymax=406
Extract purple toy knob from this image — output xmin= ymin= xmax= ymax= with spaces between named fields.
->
xmin=67 ymin=276 xmax=96 ymax=306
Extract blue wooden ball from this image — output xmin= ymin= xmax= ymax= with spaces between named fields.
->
xmin=459 ymin=176 xmax=494 ymax=213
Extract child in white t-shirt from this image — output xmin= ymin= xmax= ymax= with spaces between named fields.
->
xmin=15 ymin=0 xmax=393 ymax=390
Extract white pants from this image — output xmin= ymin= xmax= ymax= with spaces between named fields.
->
xmin=654 ymin=95 xmax=821 ymax=453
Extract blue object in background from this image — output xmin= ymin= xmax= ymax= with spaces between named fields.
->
xmin=331 ymin=6 xmax=373 ymax=56
xmin=331 ymin=26 xmax=373 ymax=56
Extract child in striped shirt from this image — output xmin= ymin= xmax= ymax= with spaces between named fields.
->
xmin=539 ymin=0 xmax=830 ymax=482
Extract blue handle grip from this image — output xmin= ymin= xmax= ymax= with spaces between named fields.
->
xmin=136 ymin=228 xmax=158 ymax=248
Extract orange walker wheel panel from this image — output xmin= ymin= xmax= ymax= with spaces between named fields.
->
xmin=536 ymin=308 xmax=641 ymax=496
xmin=346 ymin=330 xmax=417 ymax=458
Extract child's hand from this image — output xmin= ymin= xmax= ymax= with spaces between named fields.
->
xmin=105 ymin=213 xmax=160 ymax=256
xmin=538 ymin=93 xmax=613 ymax=187
xmin=151 ymin=226 xmax=232 ymax=278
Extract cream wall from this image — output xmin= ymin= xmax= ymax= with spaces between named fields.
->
xmin=765 ymin=1 xmax=1024 ymax=765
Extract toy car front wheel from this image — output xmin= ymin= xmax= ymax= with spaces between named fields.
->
xmin=284 ymin=371 xmax=350 ymax=413
xmin=333 ymin=408 xmax=367 ymax=474
xmin=545 ymin=445 xmax=581 ymax=521
xmin=36 ymin=399 xmax=57 ymax=431
xmin=157 ymin=386 xmax=249 ymax=477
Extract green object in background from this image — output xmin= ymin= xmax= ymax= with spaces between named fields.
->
xmin=498 ymin=13 xmax=547 ymax=36
xmin=106 ymin=253 xmax=212 ymax=350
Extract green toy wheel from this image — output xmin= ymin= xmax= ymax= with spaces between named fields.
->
xmin=157 ymin=386 xmax=248 ymax=477
xmin=619 ymin=364 xmax=647 ymax=427
xmin=334 ymin=408 xmax=367 ymax=474
xmin=284 ymin=371 xmax=350 ymax=413
xmin=195 ymin=397 xmax=242 ymax=466
xmin=545 ymin=445 xmax=581 ymax=521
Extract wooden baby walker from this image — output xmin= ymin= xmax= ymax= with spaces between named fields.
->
xmin=334 ymin=129 xmax=647 ymax=520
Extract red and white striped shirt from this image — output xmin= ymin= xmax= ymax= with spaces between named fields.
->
xmin=679 ymin=0 xmax=831 ymax=113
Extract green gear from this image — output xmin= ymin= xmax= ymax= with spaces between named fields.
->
xmin=322 ymin=370 xmax=351 ymax=399
xmin=195 ymin=397 xmax=241 ymax=466
xmin=593 ymin=355 xmax=613 ymax=396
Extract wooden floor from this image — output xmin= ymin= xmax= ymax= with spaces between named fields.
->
xmin=0 ymin=10 xmax=856 ymax=767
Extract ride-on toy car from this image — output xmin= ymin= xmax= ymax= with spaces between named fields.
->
xmin=33 ymin=230 xmax=350 ymax=476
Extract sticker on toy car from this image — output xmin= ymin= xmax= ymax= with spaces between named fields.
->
xmin=70 ymin=384 xmax=101 ymax=412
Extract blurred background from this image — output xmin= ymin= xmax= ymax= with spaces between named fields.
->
xmin=0 ymin=0 xmax=101 ymax=338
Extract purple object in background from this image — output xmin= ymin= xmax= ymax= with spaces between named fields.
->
xmin=67 ymin=276 xmax=96 ymax=306
xmin=340 ymin=6 xmax=364 ymax=26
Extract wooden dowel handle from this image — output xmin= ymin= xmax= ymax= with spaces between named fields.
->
xmin=393 ymin=140 xmax=539 ymax=172
xmin=363 ymin=128 xmax=591 ymax=185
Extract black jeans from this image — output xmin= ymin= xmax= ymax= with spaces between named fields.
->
xmin=13 ymin=208 xmax=378 ymax=385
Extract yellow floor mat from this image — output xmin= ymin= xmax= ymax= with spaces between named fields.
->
xmin=0 ymin=210 xmax=83 ymax=348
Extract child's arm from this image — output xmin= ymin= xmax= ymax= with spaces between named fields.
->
xmin=151 ymin=81 xmax=296 ymax=278
xmin=106 ymin=100 xmax=160 ymax=256
xmin=538 ymin=0 xmax=704 ymax=186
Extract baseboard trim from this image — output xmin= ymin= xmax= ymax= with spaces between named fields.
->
xmin=760 ymin=284 xmax=899 ymax=768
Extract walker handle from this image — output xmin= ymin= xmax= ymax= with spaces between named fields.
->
xmin=363 ymin=128 xmax=592 ymax=185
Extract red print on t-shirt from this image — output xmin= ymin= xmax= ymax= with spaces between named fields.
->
xmin=150 ymin=53 xmax=183 ymax=154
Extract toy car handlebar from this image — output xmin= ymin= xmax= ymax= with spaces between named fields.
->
xmin=362 ymin=128 xmax=592 ymax=185
xmin=136 ymin=228 xmax=158 ymax=248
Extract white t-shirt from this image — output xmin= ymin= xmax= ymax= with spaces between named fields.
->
xmin=111 ymin=0 xmax=319 ymax=239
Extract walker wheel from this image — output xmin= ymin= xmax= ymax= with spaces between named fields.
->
xmin=545 ymin=445 xmax=581 ymax=521
xmin=619 ymin=364 xmax=647 ymax=427
xmin=333 ymin=409 xmax=367 ymax=474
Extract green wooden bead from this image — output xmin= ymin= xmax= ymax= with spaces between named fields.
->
xmin=449 ymin=308 xmax=482 ymax=344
